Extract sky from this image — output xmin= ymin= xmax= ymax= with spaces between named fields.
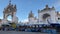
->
xmin=0 ymin=0 xmax=60 ymax=22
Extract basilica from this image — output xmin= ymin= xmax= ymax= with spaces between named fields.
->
xmin=28 ymin=5 xmax=60 ymax=25
xmin=0 ymin=0 xmax=60 ymax=26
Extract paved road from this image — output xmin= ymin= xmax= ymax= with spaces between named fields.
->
xmin=0 ymin=31 xmax=49 ymax=34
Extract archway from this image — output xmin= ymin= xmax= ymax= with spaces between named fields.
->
xmin=3 ymin=0 xmax=18 ymax=24
xmin=7 ymin=15 xmax=12 ymax=22
xmin=42 ymin=13 xmax=51 ymax=23
xmin=43 ymin=13 xmax=50 ymax=20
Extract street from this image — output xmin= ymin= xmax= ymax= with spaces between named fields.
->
xmin=0 ymin=31 xmax=48 ymax=34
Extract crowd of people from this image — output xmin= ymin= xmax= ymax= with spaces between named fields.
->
xmin=0 ymin=23 xmax=60 ymax=34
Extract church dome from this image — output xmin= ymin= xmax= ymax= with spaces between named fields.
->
xmin=28 ymin=11 xmax=34 ymax=18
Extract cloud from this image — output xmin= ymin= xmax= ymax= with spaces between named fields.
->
xmin=21 ymin=18 xmax=29 ymax=23
xmin=7 ymin=18 xmax=12 ymax=21
xmin=0 ymin=16 xmax=3 ymax=19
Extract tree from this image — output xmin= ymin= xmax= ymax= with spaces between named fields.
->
xmin=10 ymin=23 xmax=16 ymax=29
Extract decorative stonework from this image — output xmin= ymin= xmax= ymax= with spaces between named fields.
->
xmin=0 ymin=0 xmax=60 ymax=25
xmin=28 ymin=5 xmax=59 ymax=24
xmin=38 ymin=5 xmax=55 ymax=13
xmin=28 ymin=11 xmax=34 ymax=18
xmin=2 ymin=0 xmax=18 ymax=24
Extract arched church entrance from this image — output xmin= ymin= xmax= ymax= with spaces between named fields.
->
xmin=42 ymin=13 xmax=51 ymax=24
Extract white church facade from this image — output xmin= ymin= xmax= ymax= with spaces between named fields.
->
xmin=0 ymin=0 xmax=60 ymax=26
xmin=28 ymin=5 xmax=60 ymax=25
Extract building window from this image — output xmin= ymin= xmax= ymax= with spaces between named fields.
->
xmin=58 ymin=18 xmax=60 ymax=20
